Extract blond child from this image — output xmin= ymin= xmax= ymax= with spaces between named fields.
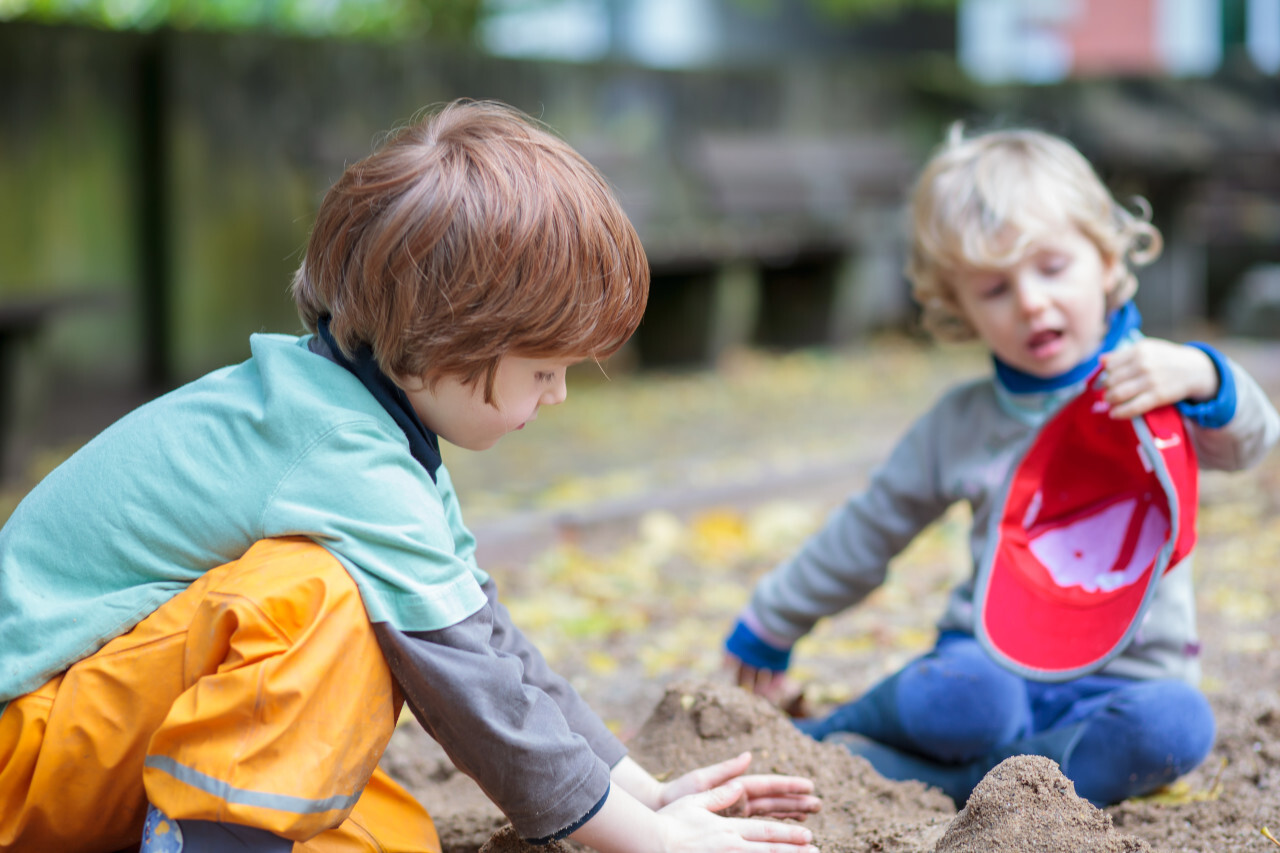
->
xmin=724 ymin=125 xmax=1279 ymax=807
xmin=0 ymin=100 xmax=819 ymax=853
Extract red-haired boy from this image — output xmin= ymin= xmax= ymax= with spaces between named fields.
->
xmin=0 ymin=100 xmax=819 ymax=853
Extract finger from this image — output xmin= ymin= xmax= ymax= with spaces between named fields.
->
xmin=753 ymin=668 xmax=773 ymax=694
xmin=1102 ymin=352 xmax=1155 ymax=389
xmin=665 ymin=753 xmax=752 ymax=805
xmin=740 ymin=795 xmax=823 ymax=818
xmin=755 ymin=669 xmax=789 ymax=701
xmin=1104 ymin=371 xmax=1161 ymax=406
xmin=724 ymin=654 xmax=749 ymax=684
xmin=736 ymin=774 xmax=816 ymax=796
xmin=732 ymin=662 xmax=760 ymax=691
xmin=1102 ymin=379 xmax=1140 ymax=407
xmin=1100 ymin=365 xmax=1144 ymax=396
xmin=701 ymin=752 xmax=752 ymax=789
xmin=1108 ymin=392 xmax=1157 ymax=420
xmin=754 ymin=811 xmax=816 ymax=822
xmin=1099 ymin=350 xmax=1132 ymax=378
xmin=738 ymin=837 xmax=818 ymax=852
xmin=688 ymin=781 xmax=746 ymax=814
xmin=726 ymin=816 xmax=815 ymax=847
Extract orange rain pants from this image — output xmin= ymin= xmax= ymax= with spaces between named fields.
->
xmin=0 ymin=537 xmax=440 ymax=853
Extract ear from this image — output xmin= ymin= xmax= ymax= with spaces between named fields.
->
xmin=1101 ymin=252 xmax=1123 ymax=298
xmin=393 ymin=372 xmax=429 ymax=393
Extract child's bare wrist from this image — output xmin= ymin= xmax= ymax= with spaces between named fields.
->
xmin=1184 ymin=347 xmax=1220 ymax=401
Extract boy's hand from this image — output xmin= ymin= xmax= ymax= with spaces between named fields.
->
xmin=725 ymin=655 xmax=793 ymax=705
xmin=655 ymin=783 xmax=819 ymax=853
xmin=578 ymin=760 xmax=818 ymax=853
xmin=1100 ymin=340 xmax=1219 ymax=420
xmin=657 ymin=751 xmax=820 ymax=821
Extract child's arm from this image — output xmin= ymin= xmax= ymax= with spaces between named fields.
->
xmin=723 ymin=615 xmax=799 ymax=704
xmin=377 ymin=607 xmax=819 ymax=848
xmin=724 ymin=396 xmax=958 ymax=696
xmin=483 ymin=579 xmax=629 ymax=765
xmin=482 ymin=583 xmax=820 ymax=822
xmin=484 ymin=586 xmax=819 ymax=820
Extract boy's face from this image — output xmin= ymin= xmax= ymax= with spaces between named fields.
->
xmin=950 ymin=224 xmax=1118 ymax=378
xmin=399 ymin=355 xmax=579 ymax=451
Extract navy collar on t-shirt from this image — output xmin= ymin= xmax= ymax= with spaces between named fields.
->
xmin=315 ymin=317 xmax=442 ymax=482
xmin=993 ymin=302 xmax=1142 ymax=395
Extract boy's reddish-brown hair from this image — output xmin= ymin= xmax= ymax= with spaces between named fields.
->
xmin=292 ymin=99 xmax=649 ymax=400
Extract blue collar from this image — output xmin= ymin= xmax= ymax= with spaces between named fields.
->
xmin=993 ymin=302 xmax=1141 ymax=395
xmin=316 ymin=317 xmax=442 ymax=482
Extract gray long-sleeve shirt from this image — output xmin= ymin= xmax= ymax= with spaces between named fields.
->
xmin=747 ymin=354 xmax=1279 ymax=685
xmin=375 ymin=582 xmax=625 ymax=841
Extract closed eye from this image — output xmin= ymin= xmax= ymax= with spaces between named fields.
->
xmin=535 ymin=371 xmax=557 ymax=383
xmin=981 ymin=279 xmax=1009 ymax=300
xmin=1038 ymin=253 xmax=1069 ymax=276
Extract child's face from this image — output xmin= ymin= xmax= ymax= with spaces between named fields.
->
xmin=950 ymin=224 xmax=1118 ymax=378
xmin=399 ymin=355 xmax=579 ymax=451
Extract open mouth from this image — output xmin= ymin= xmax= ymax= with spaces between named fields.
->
xmin=1027 ymin=329 xmax=1064 ymax=358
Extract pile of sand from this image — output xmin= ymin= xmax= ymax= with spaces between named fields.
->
xmin=933 ymin=755 xmax=1154 ymax=853
xmin=394 ymin=680 xmax=1159 ymax=853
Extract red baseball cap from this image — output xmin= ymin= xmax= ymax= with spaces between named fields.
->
xmin=974 ymin=372 xmax=1198 ymax=681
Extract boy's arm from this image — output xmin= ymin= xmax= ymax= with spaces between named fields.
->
xmin=372 ymin=610 xmax=614 ymax=843
xmin=1185 ymin=349 xmax=1280 ymax=470
xmin=729 ymin=401 xmax=954 ymax=664
xmin=481 ymin=578 xmax=627 ymax=765
xmin=374 ymin=614 xmax=818 ymax=852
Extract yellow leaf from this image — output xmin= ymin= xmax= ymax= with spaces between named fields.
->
xmin=688 ymin=509 xmax=750 ymax=564
xmin=586 ymin=650 xmax=618 ymax=675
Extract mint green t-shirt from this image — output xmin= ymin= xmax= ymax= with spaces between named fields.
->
xmin=0 ymin=333 xmax=490 ymax=705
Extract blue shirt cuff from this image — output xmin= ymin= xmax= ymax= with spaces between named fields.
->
xmin=1176 ymin=343 xmax=1236 ymax=429
xmin=724 ymin=619 xmax=791 ymax=672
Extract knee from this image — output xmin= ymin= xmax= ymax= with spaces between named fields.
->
xmin=1070 ymin=681 xmax=1215 ymax=804
xmin=897 ymin=643 xmax=1028 ymax=761
xmin=198 ymin=538 xmax=372 ymax=647
xmin=1102 ymin=681 xmax=1214 ymax=769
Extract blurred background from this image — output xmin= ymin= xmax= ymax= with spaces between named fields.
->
xmin=2 ymin=0 xmax=1279 ymax=492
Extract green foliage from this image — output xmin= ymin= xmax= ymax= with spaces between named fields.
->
xmin=0 ymin=0 xmax=485 ymax=39
xmin=1 ymin=0 xmax=954 ymax=38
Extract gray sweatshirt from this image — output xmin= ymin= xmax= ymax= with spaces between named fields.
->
xmin=746 ymin=355 xmax=1279 ymax=685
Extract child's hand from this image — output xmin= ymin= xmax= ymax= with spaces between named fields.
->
xmin=725 ymin=654 xmax=794 ymax=704
xmin=1100 ymin=340 xmax=1218 ymax=420
xmin=657 ymin=751 xmax=820 ymax=821
xmin=654 ymin=782 xmax=819 ymax=853
xmin=579 ymin=759 xmax=818 ymax=853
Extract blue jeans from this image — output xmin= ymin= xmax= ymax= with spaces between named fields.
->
xmin=796 ymin=632 xmax=1214 ymax=806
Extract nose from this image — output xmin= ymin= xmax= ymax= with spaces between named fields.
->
xmin=541 ymin=374 xmax=568 ymax=407
xmin=1013 ymin=275 xmax=1049 ymax=316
